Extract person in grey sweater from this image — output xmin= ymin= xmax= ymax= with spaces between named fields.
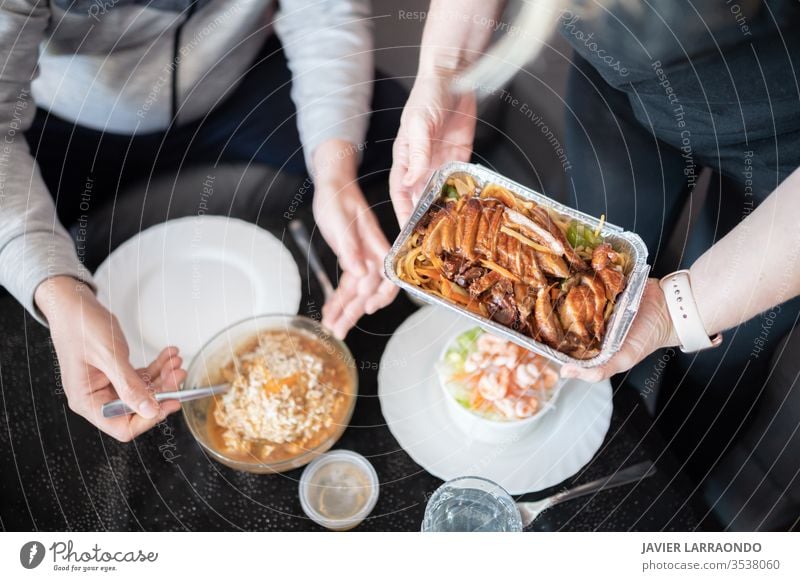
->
xmin=0 ymin=0 xmax=397 ymax=441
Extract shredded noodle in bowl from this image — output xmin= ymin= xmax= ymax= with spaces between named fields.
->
xmin=182 ymin=315 xmax=358 ymax=474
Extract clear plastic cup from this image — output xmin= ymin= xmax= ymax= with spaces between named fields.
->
xmin=299 ymin=450 xmax=380 ymax=531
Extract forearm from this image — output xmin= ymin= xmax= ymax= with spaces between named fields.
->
xmin=417 ymin=0 xmax=507 ymax=75
xmin=275 ymin=0 xmax=373 ymax=172
xmin=690 ymin=167 xmax=800 ymax=335
xmin=0 ymin=124 xmax=95 ymax=325
xmin=0 ymin=0 xmax=94 ymax=325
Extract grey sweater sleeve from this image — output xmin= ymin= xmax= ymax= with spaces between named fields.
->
xmin=0 ymin=0 xmax=94 ymax=325
xmin=274 ymin=0 xmax=374 ymax=173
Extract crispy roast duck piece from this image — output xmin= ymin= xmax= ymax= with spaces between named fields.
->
xmin=417 ymin=196 xmax=626 ymax=359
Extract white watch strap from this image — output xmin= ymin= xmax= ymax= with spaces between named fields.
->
xmin=659 ymin=270 xmax=722 ymax=353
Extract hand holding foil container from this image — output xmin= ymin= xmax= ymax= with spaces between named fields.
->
xmin=384 ymin=162 xmax=650 ymax=368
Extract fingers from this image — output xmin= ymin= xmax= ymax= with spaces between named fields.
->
xmin=364 ymin=278 xmax=399 ymax=315
xmin=358 ymin=212 xmax=391 ymax=262
xmin=104 ymin=354 xmax=161 ymax=420
xmin=84 ymin=387 xmax=181 ymax=442
xmin=141 ymin=346 xmax=179 ymax=382
xmin=560 ymin=362 xmax=612 ymax=383
xmin=120 ymin=399 xmax=181 ymax=440
xmin=334 ymin=291 xmax=370 ymax=340
xmin=147 ymin=350 xmax=187 ymax=392
xmin=560 ymin=341 xmax=640 ymax=383
xmin=322 ymin=273 xmax=361 ymax=339
xmin=334 ymin=229 xmax=367 ymax=278
xmin=158 ymin=357 xmax=187 ymax=391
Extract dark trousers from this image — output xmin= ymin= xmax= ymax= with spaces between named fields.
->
xmin=24 ymin=33 xmax=404 ymax=270
xmin=564 ymin=54 xmax=800 ymax=520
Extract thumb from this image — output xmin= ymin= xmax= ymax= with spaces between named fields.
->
xmin=403 ymin=113 xmax=433 ymax=187
xmin=389 ymin=137 xmax=414 ymax=227
xmin=105 ymin=356 xmax=160 ymax=419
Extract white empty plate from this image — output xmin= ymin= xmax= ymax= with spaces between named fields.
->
xmin=95 ymin=216 xmax=301 ymax=368
xmin=378 ymin=306 xmax=613 ymax=494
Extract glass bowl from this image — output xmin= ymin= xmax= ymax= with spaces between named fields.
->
xmin=182 ymin=314 xmax=358 ymax=473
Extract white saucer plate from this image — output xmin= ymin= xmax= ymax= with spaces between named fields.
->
xmin=378 ymin=306 xmax=613 ymax=494
xmin=95 ymin=216 xmax=301 ymax=368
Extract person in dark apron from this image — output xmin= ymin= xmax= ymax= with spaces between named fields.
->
xmin=390 ymin=0 xmax=800 ymax=528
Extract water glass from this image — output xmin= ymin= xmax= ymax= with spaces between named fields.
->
xmin=421 ymin=476 xmax=523 ymax=532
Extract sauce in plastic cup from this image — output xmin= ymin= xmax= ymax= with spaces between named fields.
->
xmin=299 ymin=450 xmax=379 ymax=531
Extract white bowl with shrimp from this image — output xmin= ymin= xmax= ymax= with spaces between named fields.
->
xmin=436 ymin=328 xmax=564 ymax=444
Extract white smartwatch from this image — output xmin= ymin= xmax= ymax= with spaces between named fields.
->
xmin=658 ymin=270 xmax=722 ymax=353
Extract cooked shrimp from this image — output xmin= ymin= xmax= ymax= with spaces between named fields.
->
xmin=514 ymin=399 xmax=539 ymax=418
xmin=476 ymin=333 xmax=509 ymax=355
xmin=515 ymin=362 xmax=543 ymax=387
xmin=478 ymin=368 xmax=510 ymax=401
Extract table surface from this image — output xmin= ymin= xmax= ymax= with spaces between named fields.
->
xmin=0 ymin=212 xmax=709 ymax=532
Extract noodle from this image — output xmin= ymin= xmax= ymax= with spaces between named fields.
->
xmin=499 ymin=225 xmax=556 ymax=254
xmin=479 ymin=259 xmax=521 ymax=282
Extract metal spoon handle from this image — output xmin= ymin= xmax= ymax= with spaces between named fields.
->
xmin=101 ymin=384 xmax=229 ymax=418
xmin=551 ymin=460 xmax=656 ymax=506
xmin=289 ymin=219 xmax=334 ymax=300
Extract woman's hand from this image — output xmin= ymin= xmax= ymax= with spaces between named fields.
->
xmin=311 ymin=140 xmax=398 ymax=339
xmin=559 ymin=279 xmax=679 ymax=383
xmin=313 ymin=179 xmax=398 ymax=339
xmin=35 ymin=276 xmax=186 ymax=442
xmin=389 ymin=74 xmax=477 ymax=226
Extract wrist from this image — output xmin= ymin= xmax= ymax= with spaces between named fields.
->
xmin=311 ymin=139 xmax=360 ymax=186
xmin=418 ymin=50 xmax=471 ymax=79
xmin=658 ymin=270 xmax=722 ymax=352
xmin=34 ymin=275 xmax=96 ymax=322
xmin=652 ymin=279 xmax=680 ymax=349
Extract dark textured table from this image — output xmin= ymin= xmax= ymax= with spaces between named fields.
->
xmin=0 ymin=278 xmax=707 ymax=532
xmin=0 ymin=173 xmax=711 ymax=532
